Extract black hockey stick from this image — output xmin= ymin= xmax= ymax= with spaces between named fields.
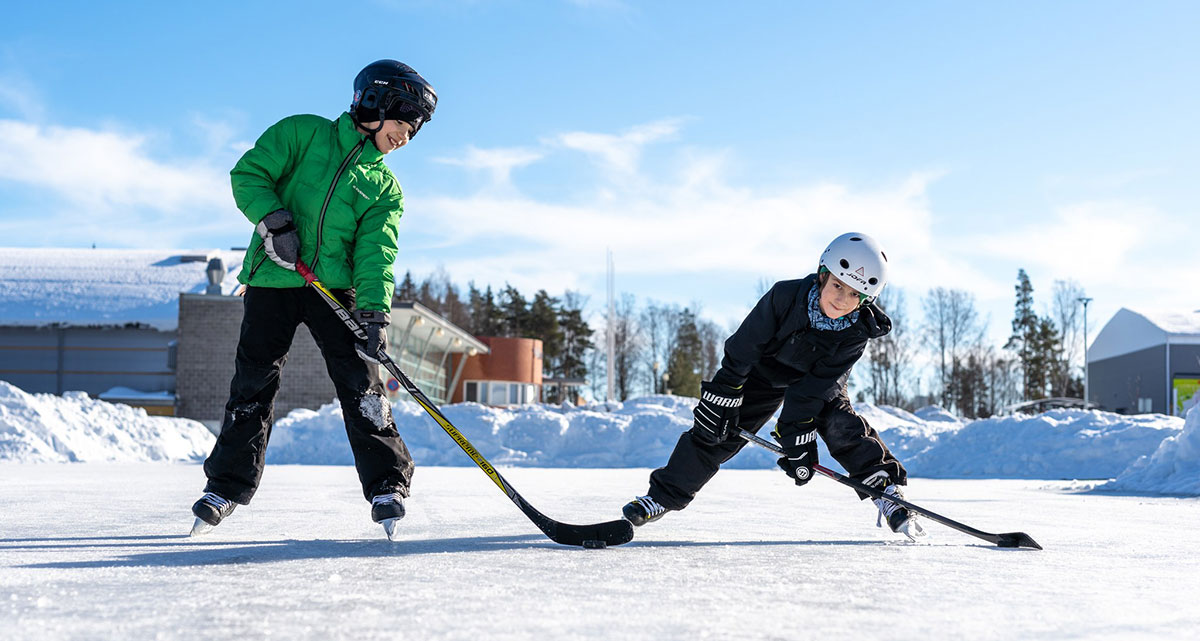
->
xmin=297 ymin=260 xmax=633 ymax=548
xmin=737 ymin=429 xmax=1041 ymax=550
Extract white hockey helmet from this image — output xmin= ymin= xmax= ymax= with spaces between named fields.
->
xmin=818 ymin=232 xmax=889 ymax=301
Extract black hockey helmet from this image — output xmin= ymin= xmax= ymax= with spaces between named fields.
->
xmin=350 ymin=60 xmax=437 ymax=136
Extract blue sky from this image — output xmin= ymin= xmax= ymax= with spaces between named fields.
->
xmin=1 ymin=1 xmax=1197 ymax=386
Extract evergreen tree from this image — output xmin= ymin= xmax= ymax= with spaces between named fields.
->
xmin=500 ymin=284 xmax=529 ymax=337
xmin=1005 ymin=269 xmax=1062 ymax=401
xmin=466 ymin=282 xmax=484 ymax=335
xmin=1006 ymin=269 xmax=1038 ymax=400
xmin=396 ymin=270 xmax=418 ymax=301
xmin=474 ymin=285 xmax=505 ymax=336
xmin=557 ymin=291 xmax=593 ymax=403
xmin=667 ymin=308 xmax=703 ymax=397
xmin=528 ymin=290 xmax=564 ymax=376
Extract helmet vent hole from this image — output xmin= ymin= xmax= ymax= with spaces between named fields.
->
xmin=868 ymin=278 xmax=878 ymax=285
xmin=850 ymin=237 xmax=862 ymax=241
xmin=881 ymin=251 xmax=888 ymax=262
xmin=839 ymin=259 xmax=850 ymax=269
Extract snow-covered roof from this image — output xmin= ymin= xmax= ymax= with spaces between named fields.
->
xmin=0 ymin=247 xmax=244 ymax=331
xmin=1089 ymin=308 xmax=1200 ymax=362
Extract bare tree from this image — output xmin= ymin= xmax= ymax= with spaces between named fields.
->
xmin=608 ymin=293 xmax=643 ymax=400
xmin=698 ymin=318 xmax=724 ymax=380
xmin=922 ymin=288 xmax=984 ymax=410
xmin=864 ymin=288 xmax=914 ymax=407
xmin=640 ymin=301 xmax=682 ymax=394
xmin=1052 ymin=279 xmax=1086 ymax=396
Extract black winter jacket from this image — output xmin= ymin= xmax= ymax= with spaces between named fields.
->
xmin=711 ymin=274 xmax=892 ymax=419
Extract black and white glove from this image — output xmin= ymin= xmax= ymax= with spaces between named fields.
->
xmin=255 ymin=209 xmax=301 ymax=271
xmin=352 ymin=309 xmax=389 ymax=364
xmin=773 ymin=419 xmax=819 ymax=486
xmin=691 ymin=381 xmax=743 ymax=445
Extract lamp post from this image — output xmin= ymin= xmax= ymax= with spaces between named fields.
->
xmin=1078 ymin=297 xmax=1093 ymax=409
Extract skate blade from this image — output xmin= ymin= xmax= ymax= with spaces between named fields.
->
xmin=897 ymin=517 xmax=928 ymax=543
xmin=381 ymin=518 xmax=401 ymax=541
xmin=190 ymin=517 xmax=214 ymax=537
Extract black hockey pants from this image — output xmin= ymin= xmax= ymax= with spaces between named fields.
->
xmin=202 ymin=286 xmax=414 ymax=504
xmin=647 ymin=379 xmax=906 ymax=510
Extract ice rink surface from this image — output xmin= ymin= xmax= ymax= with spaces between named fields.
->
xmin=2 ymin=464 xmax=1197 ymax=640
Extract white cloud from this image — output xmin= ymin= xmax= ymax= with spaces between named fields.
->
xmin=0 ymin=118 xmax=239 ymax=247
xmin=410 ymin=123 xmax=944 ymax=296
xmin=434 ymin=145 xmax=545 ymax=188
xmin=550 ymin=119 xmax=681 ymax=175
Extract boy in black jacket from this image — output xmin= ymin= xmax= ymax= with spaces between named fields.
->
xmin=623 ymin=232 xmax=921 ymax=539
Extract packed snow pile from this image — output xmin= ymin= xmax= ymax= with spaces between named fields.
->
xmin=267 ymin=394 xmax=1182 ymax=483
xmin=914 ymin=405 xmax=963 ymax=425
xmin=0 ymin=381 xmax=213 ymax=462
xmin=268 ymin=395 xmax=779 ymax=469
xmin=1099 ymin=404 xmax=1200 ymax=496
xmin=1 ymin=377 xmax=1188 ymax=492
xmin=904 ymin=409 xmax=1182 ymax=480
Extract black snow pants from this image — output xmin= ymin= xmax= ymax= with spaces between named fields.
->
xmin=202 ymin=286 xmax=414 ymax=504
xmin=647 ymin=377 xmax=906 ymax=510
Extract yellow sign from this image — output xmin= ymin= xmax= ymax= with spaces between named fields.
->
xmin=1173 ymin=377 xmax=1200 ymax=416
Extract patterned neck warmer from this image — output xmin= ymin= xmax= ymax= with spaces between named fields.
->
xmin=807 ymin=282 xmax=858 ymax=332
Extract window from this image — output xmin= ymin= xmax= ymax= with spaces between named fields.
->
xmin=1137 ymin=397 xmax=1153 ymax=413
xmin=464 ymin=380 xmax=541 ymax=406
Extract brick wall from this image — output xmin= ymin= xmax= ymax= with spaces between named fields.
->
xmin=176 ymin=294 xmax=337 ymax=424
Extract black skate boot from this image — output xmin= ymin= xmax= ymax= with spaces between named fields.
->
xmin=863 ymin=472 xmax=926 ymax=541
xmin=371 ymin=493 xmax=406 ymax=541
xmin=190 ymin=492 xmax=236 ymax=536
xmin=622 ymin=495 xmax=669 ymax=527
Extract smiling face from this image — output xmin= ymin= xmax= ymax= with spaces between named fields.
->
xmin=819 ymin=273 xmax=864 ymax=319
xmin=358 ymin=119 xmax=416 ymax=154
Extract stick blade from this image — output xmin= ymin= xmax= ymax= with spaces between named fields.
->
xmin=996 ymin=531 xmax=1042 ymax=550
xmin=548 ymin=518 xmax=635 ymax=547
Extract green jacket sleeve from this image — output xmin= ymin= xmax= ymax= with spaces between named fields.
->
xmin=230 ymin=117 xmax=300 ymax=225
xmin=352 ymin=183 xmax=403 ymax=312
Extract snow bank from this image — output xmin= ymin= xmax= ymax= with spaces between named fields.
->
xmin=914 ymin=405 xmax=963 ymax=425
xmin=1099 ymin=404 xmax=1200 ymax=496
xmin=267 ymin=395 xmax=781 ymax=469
xmin=0 ymin=381 xmax=213 ymax=462
xmin=904 ymin=409 xmax=1181 ymax=480
xmin=2 ymin=376 xmax=1188 ymax=493
xmin=268 ymin=395 xmax=1181 ymax=484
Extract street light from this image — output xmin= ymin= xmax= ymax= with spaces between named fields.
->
xmin=1078 ymin=296 xmax=1093 ymax=409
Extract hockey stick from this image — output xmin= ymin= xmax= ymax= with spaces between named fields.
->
xmin=737 ymin=429 xmax=1042 ymax=550
xmin=296 ymin=260 xmax=633 ymax=548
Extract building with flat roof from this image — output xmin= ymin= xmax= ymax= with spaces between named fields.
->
xmin=0 ymin=247 xmax=489 ymax=426
xmin=0 ymin=248 xmax=243 ymax=414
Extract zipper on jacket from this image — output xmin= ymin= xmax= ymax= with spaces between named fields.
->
xmin=246 ymin=244 xmax=269 ymax=280
xmin=309 ymin=137 xmax=368 ymax=274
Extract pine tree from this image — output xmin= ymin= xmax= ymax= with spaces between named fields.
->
xmin=557 ymin=291 xmax=593 ymax=403
xmin=528 ymin=290 xmax=563 ymax=376
xmin=500 ymin=285 xmax=529 ymax=337
xmin=667 ymin=308 xmax=703 ymax=397
xmin=397 ymin=270 xmax=418 ymax=301
xmin=1005 ymin=269 xmax=1039 ymax=400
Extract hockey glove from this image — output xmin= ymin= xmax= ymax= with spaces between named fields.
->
xmin=773 ymin=418 xmax=819 ymax=486
xmin=255 ymin=209 xmax=301 ymax=271
xmin=692 ymin=381 xmax=743 ymax=445
xmin=352 ymin=309 xmax=389 ymax=364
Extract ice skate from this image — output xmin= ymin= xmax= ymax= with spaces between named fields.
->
xmin=871 ymin=482 xmax=927 ymax=542
xmin=622 ymin=495 xmax=669 ymax=527
xmin=190 ymin=492 xmax=237 ymax=537
xmin=371 ymin=493 xmax=406 ymax=541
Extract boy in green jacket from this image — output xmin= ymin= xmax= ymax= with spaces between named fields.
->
xmin=191 ymin=60 xmax=437 ymax=540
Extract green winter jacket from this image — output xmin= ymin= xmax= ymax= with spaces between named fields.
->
xmin=232 ymin=112 xmax=403 ymax=313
